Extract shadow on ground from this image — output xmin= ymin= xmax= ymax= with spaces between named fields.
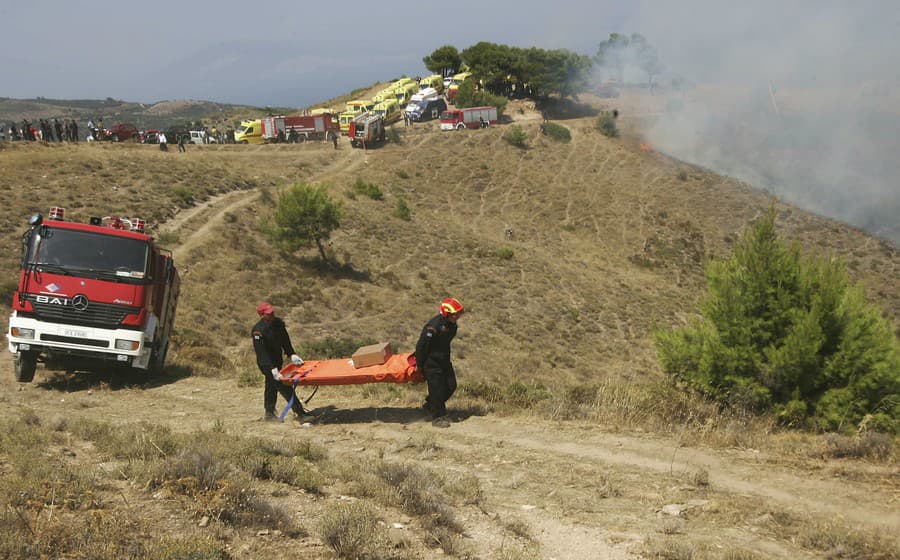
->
xmin=307 ymin=404 xmax=484 ymax=425
xmin=36 ymin=362 xmax=192 ymax=392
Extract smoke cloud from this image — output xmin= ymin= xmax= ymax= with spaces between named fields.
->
xmin=609 ymin=1 xmax=900 ymax=244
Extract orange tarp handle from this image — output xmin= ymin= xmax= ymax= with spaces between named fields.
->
xmin=279 ymin=352 xmax=423 ymax=386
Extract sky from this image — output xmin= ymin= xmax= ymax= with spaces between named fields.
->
xmin=2 ymin=0 xmax=633 ymax=107
xmin=4 ymin=0 xmax=899 ymax=241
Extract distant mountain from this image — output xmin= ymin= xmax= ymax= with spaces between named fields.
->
xmin=0 ymin=96 xmax=293 ymax=132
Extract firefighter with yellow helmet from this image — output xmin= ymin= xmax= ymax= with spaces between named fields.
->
xmin=415 ymin=297 xmax=464 ymax=428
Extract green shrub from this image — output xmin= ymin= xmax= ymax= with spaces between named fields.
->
xmin=503 ymin=381 xmax=552 ymax=409
xmin=156 ymin=231 xmax=180 ymax=245
xmin=396 ymin=169 xmax=409 ymax=179
xmin=541 ymin=121 xmax=571 ymax=142
xmin=393 ymin=196 xmax=411 ymax=221
xmin=170 ymin=185 xmax=193 ymax=205
xmin=496 ymin=247 xmax=514 ymax=260
xmin=596 ymin=112 xmax=619 ymax=138
xmin=352 ymin=177 xmax=383 ymax=200
xmin=454 ymin=80 xmax=508 ymax=117
xmin=654 ymin=205 xmax=900 ymax=433
xmin=503 ymin=125 xmax=528 ymax=148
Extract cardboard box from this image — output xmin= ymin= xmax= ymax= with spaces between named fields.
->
xmin=351 ymin=342 xmax=392 ymax=369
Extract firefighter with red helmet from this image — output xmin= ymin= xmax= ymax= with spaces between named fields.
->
xmin=251 ymin=302 xmax=309 ymax=422
xmin=415 ymin=297 xmax=464 ymax=428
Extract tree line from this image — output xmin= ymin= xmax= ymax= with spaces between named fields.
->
xmin=422 ymin=33 xmax=665 ymax=101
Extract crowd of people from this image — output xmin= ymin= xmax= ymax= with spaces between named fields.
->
xmin=6 ymin=118 xmax=79 ymax=142
xmin=2 ymin=117 xmax=241 ymax=145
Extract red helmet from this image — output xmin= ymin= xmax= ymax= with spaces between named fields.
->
xmin=256 ymin=302 xmax=275 ymax=316
xmin=439 ymin=297 xmax=464 ymax=317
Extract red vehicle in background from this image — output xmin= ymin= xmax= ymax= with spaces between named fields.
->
xmin=349 ymin=113 xmax=385 ymax=148
xmin=440 ymin=106 xmax=498 ymax=131
xmin=7 ymin=207 xmax=180 ymax=381
xmin=260 ymin=114 xmax=338 ymax=143
xmin=101 ymin=122 xmax=140 ymax=142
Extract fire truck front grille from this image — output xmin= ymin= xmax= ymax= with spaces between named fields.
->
xmin=26 ymin=295 xmax=139 ymax=329
xmin=40 ymin=334 xmax=110 ymax=348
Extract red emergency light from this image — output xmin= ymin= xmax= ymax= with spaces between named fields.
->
xmin=49 ymin=207 xmax=65 ymax=221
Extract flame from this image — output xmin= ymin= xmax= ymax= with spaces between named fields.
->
xmin=639 ymin=143 xmax=653 ymax=152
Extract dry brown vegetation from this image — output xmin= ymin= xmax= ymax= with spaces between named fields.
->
xmin=0 ymin=93 xmax=897 ymax=558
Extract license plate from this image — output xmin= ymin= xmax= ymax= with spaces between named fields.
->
xmin=62 ymin=328 xmax=88 ymax=338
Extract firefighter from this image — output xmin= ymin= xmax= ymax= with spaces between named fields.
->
xmin=251 ymin=302 xmax=309 ymax=422
xmin=415 ymin=297 xmax=464 ymax=428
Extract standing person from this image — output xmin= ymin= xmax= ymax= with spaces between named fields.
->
xmin=332 ymin=131 xmax=338 ymax=149
xmin=158 ymin=131 xmax=167 ymax=151
xmin=177 ymin=133 xmax=186 ymax=152
xmin=415 ymin=297 xmax=464 ymax=428
xmin=54 ymin=118 xmax=63 ymax=142
xmin=71 ymin=119 xmax=78 ymax=142
xmin=251 ymin=302 xmax=309 ymax=422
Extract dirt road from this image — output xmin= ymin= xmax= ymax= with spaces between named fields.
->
xmin=3 ymin=367 xmax=897 ymax=559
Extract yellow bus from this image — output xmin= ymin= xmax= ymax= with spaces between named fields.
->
xmin=373 ymin=99 xmax=401 ymax=125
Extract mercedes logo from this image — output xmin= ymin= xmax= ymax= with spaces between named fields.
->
xmin=72 ymin=294 xmax=89 ymax=311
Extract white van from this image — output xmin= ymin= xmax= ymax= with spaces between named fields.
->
xmin=189 ymin=130 xmax=208 ymax=144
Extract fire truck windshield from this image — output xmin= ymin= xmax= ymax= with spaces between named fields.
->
xmin=28 ymin=227 xmax=149 ymax=282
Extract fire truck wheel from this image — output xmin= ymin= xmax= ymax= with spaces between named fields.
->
xmin=149 ymin=344 xmax=168 ymax=376
xmin=14 ymin=351 xmax=37 ymax=383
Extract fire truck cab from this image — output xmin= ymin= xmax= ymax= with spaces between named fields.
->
xmin=7 ymin=207 xmax=180 ymax=382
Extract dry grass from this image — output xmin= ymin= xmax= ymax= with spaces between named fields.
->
xmin=317 ymin=501 xmax=381 ymax=559
xmin=760 ymin=509 xmax=899 ymax=560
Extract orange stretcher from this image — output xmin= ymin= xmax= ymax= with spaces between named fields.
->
xmin=278 ymin=352 xmax=423 ymax=386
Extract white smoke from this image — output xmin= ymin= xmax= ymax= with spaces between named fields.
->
xmin=616 ymin=1 xmax=900 ymax=244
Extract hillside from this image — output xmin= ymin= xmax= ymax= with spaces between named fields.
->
xmin=0 ymin=98 xmax=897 ymax=559
xmin=0 ymin=96 xmax=291 ymax=134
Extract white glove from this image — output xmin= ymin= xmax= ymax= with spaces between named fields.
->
xmin=270 ymin=367 xmax=282 ymax=381
xmin=290 ymin=354 xmax=304 ymax=366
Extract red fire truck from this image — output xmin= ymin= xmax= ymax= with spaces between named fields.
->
xmin=349 ymin=113 xmax=386 ymax=148
xmin=260 ymin=114 xmax=338 ymax=143
xmin=440 ymin=106 xmax=498 ymax=131
xmin=7 ymin=207 xmax=180 ymax=381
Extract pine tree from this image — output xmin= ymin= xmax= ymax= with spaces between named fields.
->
xmin=655 ymin=205 xmax=900 ymax=432
xmin=262 ymin=183 xmax=342 ymax=261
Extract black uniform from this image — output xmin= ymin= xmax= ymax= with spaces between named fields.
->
xmin=252 ymin=317 xmax=305 ymax=418
xmin=415 ymin=314 xmax=458 ymax=418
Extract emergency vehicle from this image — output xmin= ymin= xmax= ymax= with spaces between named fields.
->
xmin=440 ymin=106 xmax=498 ymax=130
xmin=446 ymin=71 xmax=472 ymax=102
xmin=338 ymin=100 xmax=376 ymax=134
xmin=260 ymin=115 xmax=338 ymax=142
xmin=7 ymin=207 xmax=180 ymax=381
xmin=234 ymin=119 xmax=263 ymax=144
xmin=349 ymin=113 xmax=386 ymax=148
